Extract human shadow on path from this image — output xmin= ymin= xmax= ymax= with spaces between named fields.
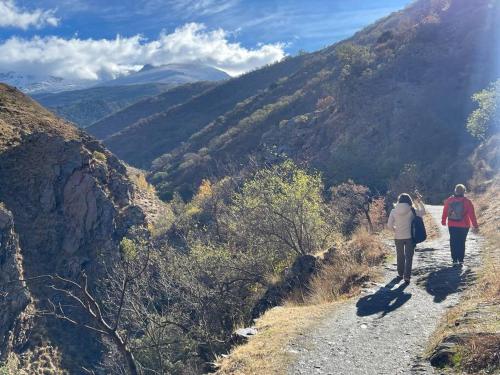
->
xmin=414 ymin=247 xmax=437 ymax=253
xmin=418 ymin=265 xmax=474 ymax=303
xmin=356 ymin=277 xmax=411 ymax=318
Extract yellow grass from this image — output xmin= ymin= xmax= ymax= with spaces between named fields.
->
xmin=423 ymin=211 xmax=440 ymax=241
xmin=215 ymin=303 xmax=335 ymax=375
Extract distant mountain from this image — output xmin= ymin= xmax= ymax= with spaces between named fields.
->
xmin=29 ymin=63 xmax=230 ymax=127
xmin=99 ymin=0 xmax=497 ymax=201
xmin=32 ymin=83 xmax=172 ymax=127
xmin=0 ymin=71 xmax=92 ymax=94
xmin=1 ymin=63 xmax=229 ymax=95
xmin=87 ymin=81 xmax=218 ymax=138
xmin=100 ymin=63 xmax=230 ymax=86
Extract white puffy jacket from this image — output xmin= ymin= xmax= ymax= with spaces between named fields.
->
xmin=387 ymin=202 xmax=426 ymax=240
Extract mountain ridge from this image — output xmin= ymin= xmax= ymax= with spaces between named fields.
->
xmin=87 ymin=81 xmax=218 ymax=138
xmin=97 ymin=0 xmax=497 ymax=201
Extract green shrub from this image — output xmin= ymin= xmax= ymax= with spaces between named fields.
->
xmin=229 ymin=160 xmax=334 ymax=258
xmin=92 ymin=150 xmax=107 ymax=163
xmin=467 ymin=79 xmax=500 ymax=140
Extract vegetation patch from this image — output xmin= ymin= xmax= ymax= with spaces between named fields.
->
xmin=215 ymin=212 xmax=389 ymax=374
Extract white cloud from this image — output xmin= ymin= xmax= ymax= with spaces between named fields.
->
xmin=169 ymin=0 xmax=240 ymax=16
xmin=0 ymin=0 xmax=59 ymax=29
xmin=0 ymin=23 xmax=285 ymax=80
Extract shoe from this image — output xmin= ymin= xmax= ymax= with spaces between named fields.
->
xmin=396 ymin=275 xmax=403 ymax=281
xmin=404 ymin=278 xmax=411 ymax=285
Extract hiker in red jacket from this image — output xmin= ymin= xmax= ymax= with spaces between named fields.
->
xmin=442 ymin=184 xmax=479 ymax=265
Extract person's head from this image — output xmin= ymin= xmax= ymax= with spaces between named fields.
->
xmin=398 ymin=193 xmax=414 ymax=207
xmin=454 ymin=184 xmax=467 ymax=197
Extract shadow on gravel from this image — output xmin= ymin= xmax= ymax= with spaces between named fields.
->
xmin=356 ymin=277 xmax=411 ymax=318
xmin=415 ymin=247 xmax=437 ymax=253
xmin=418 ymin=266 xmax=474 ymax=303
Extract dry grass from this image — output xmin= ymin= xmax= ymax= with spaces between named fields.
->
xmin=306 ymin=229 xmax=386 ymax=305
xmin=427 ymin=182 xmax=500 ymax=373
xmin=215 ymin=303 xmax=334 ymax=375
xmin=216 ymin=230 xmax=389 ymax=374
xmin=127 ymin=166 xmax=175 ymax=238
xmin=423 ymin=211 xmax=440 ymax=241
xmin=128 ymin=168 xmax=156 ymax=194
xmin=0 ymin=345 xmax=67 ymax=375
xmin=461 ymin=334 xmax=500 ymax=373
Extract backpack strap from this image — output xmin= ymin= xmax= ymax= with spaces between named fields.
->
xmin=411 ymin=207 xmax=417 ymax=217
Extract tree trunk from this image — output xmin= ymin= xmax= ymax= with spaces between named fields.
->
xmin=112 ymin=331 xmax=139 ymax=375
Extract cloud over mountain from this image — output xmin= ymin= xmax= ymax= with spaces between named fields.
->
xmin=0 ymin=0 xmax=59 ymax=29
xmin=0 ymin=23 xmax=285 ymax=81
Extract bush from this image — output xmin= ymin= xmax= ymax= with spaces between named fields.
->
xmin=467 ymin=79 xmax=500 ymax=140
xmin=92 ymin=150 xmax=107 ymax=163
xmin=316 ymin=96 xmax=335 ymax=111
xmin=335 ymin=43 xmax=375 ymax=80
xmin=229 ymin=160 xmax=334 ymax=258
xmin=387 ymin=163 xmax=422 ymax=205
xmin=330 ymin=180 xmax=374 ymax=235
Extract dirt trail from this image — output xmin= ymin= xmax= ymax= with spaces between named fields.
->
xmin=289 ymin=205 xmax=483 ymax=375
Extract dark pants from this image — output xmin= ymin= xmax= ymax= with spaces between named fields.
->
xmin=449 ymin=227 xmax=469 ymax=263
xmin=395 ymin=239 xmax=415 ymax=279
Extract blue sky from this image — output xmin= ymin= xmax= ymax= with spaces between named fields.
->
xmin=0 ymin=0 xmax=412 ymax=80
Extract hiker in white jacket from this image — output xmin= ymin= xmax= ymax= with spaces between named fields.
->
xmin=387 ymin=193 xmax=426 ymax=284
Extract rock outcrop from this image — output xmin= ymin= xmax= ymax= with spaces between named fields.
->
xmin=0 ymin=83 xmax=148 ymax=372
xmin=0 ymin=205 xmax=33 ymax=362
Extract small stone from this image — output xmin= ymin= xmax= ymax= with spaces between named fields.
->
xmin=234 ymin=327 xmax=257 ymax=338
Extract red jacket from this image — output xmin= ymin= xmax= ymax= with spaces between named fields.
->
xmin=442 ymin=196 xmax=478 ymax=228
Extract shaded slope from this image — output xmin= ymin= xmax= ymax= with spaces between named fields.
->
xmin=32 ymin=83 xmax=172 ymax=127
xmin=0 ymin=84 xmax=148 ymax=372
xmin=87 ymin=81 xmax=217 ymax=140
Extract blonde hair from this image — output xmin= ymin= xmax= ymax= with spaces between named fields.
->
xmin=454 ymin=184 xmax=466 ymax=196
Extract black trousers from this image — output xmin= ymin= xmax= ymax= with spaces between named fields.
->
xmin=448 ymin=227 xmax=469 ymax=263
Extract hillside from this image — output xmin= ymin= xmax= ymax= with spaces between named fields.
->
xmin=0 ymin=84 xmax=153 ymax=373
xmin=87 ymin=81 xmax=218 ymax=139
xmin=98 ymin=0 xmax=498 ymax=202
xmin=32 ymin=83 xmax=172 ymax=128
xmin=101 ymin=53 xmax=312 ymax=169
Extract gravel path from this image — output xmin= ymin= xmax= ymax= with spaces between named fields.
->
xmin=289 ymin=205 xmax=483 ymax=375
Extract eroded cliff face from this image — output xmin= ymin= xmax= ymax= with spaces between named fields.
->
xmin=0 ymin=206 xmax=34 ymax=362
xmin=0 ymin=84 xmax=147 ymax=372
